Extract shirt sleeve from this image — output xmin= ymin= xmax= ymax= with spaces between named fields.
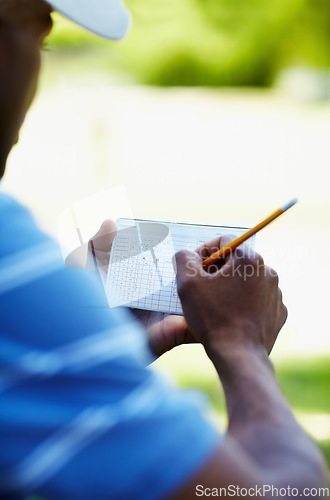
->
xmin=0 ymin=194 xmax=221 ymax=500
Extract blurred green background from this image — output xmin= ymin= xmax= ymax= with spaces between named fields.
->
xmin=48 ymin=0 xmax=329 ymax=89
xmin=157 ymin=352 xmax=330 ymax=466
xmin=4 ymin=0 xmax=329 ymax=488
xmin=43 ymin=3 xmax=329 ymax=467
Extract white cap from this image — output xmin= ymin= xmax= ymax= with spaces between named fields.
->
xmin=49 ymin=0 xmax=131 ymax=40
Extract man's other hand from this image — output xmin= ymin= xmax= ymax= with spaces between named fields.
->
xmin=89 ymin=220 xmax=195 ymax=358
xmin=89 ymin=219 xmax=117 ymax=272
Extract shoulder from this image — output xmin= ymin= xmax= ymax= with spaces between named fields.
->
xmin=0 ymin=192 xmax=33 ymax=218
xmin=0 ymin=192 xmax=49 ymax=257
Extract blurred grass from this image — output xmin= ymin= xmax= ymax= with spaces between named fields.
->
xmin=276 ymin=358 xmax=330 ymax=413
xmin=46 ymin=0 xmax=329 ymax=87
xmin=174 ymin=356 xmax=330 ymax=467
xmin=174 ymin=356 xmax=330 ymax=415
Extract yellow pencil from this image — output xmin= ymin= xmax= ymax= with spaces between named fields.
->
xmin=202 ymin=199 xmax=298 ymax=268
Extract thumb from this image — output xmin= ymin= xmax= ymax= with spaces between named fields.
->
xmin=90 ymin=219 xmax=117 ymax=254
xmin=89 ymin=219 xmax=117 ymax=270
xmin=174 ymin=249 xmax=202 ymax=289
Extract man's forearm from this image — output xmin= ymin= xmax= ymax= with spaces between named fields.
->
xmin=206 ymin=337 xmax=328 ymax=489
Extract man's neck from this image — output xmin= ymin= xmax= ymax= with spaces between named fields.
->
xmin=0 ymin=139 xmax=11 ymax=178
xmin=0 ymin=153 xmax=7 ymax=179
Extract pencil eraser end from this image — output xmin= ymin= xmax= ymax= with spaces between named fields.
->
xmin=281 ymin=198 xmax=298 ymax=212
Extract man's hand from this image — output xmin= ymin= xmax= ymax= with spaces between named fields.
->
xmin=89 ymin=219 xmax=117 ymax=272
xmin=89 ymin=221 xmax=195 ymax=358
xmin=131 ymin=310 xmax=195 ymax=357
xmin=90 ymin=225 xmax=327 ymax=495
xmin=175 ymin=235 xmax=287 ymax=356
xmin=171 ymin=237 xmax=327 ymax=500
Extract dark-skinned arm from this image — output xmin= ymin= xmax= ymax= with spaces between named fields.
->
xmin=169 ymin=241 xmax=327 ymax=499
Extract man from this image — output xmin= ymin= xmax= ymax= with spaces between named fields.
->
xmin=0 ymin=1 xmax=327 ymax=499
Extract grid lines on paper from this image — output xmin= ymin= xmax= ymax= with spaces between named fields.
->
xmin=106 ymin=219 xmax=252 ymax=315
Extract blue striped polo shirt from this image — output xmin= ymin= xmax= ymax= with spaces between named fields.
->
xmin=0 ymin=192 xmax=220 ymax=500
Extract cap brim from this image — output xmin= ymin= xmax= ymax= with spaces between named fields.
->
xmin=49 ymin=0 xmax=131 ymax=40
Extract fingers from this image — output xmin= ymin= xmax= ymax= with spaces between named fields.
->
xmin=175 ymin=245 xmax=266 ymax=284
xmin=282 ymin=302 xmax=288 ymax=325
xmin=195 ymin=234 xmax=237 ymax=260
xmin=90 ymin=219 xmax=117 ymax=253
xmin=219 ymin=247 xmax=265 ymax=279
xmin=89 ymin=219 xmax=117 ymax=269
xmin=174 ymin=249 xmax=202 ymax=295
xmin=277 ymin=287 xmax=288 ymax=327
xmin=196 ymin=234 xmax=254 ymax=274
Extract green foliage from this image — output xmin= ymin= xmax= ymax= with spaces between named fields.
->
xmin=47 ymin=0 xmax=329 ymax=86
xmin=120 ymin=0 xmax=301 ymax=86
xmin=276 ymin=357 xmax=330 ymax=413
xmin=283 ymin=0 xmax=330 ymax=68
xmin=175 ymin=356 xmax=330 ymax=467
xmin=319 ymin=440 xmax=330 ymax=467
xmin=176 ymin=357 xmax=330 ymax=414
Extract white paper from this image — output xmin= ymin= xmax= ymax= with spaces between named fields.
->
xmin=106 ymin=218 xmax=254 ymax=315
